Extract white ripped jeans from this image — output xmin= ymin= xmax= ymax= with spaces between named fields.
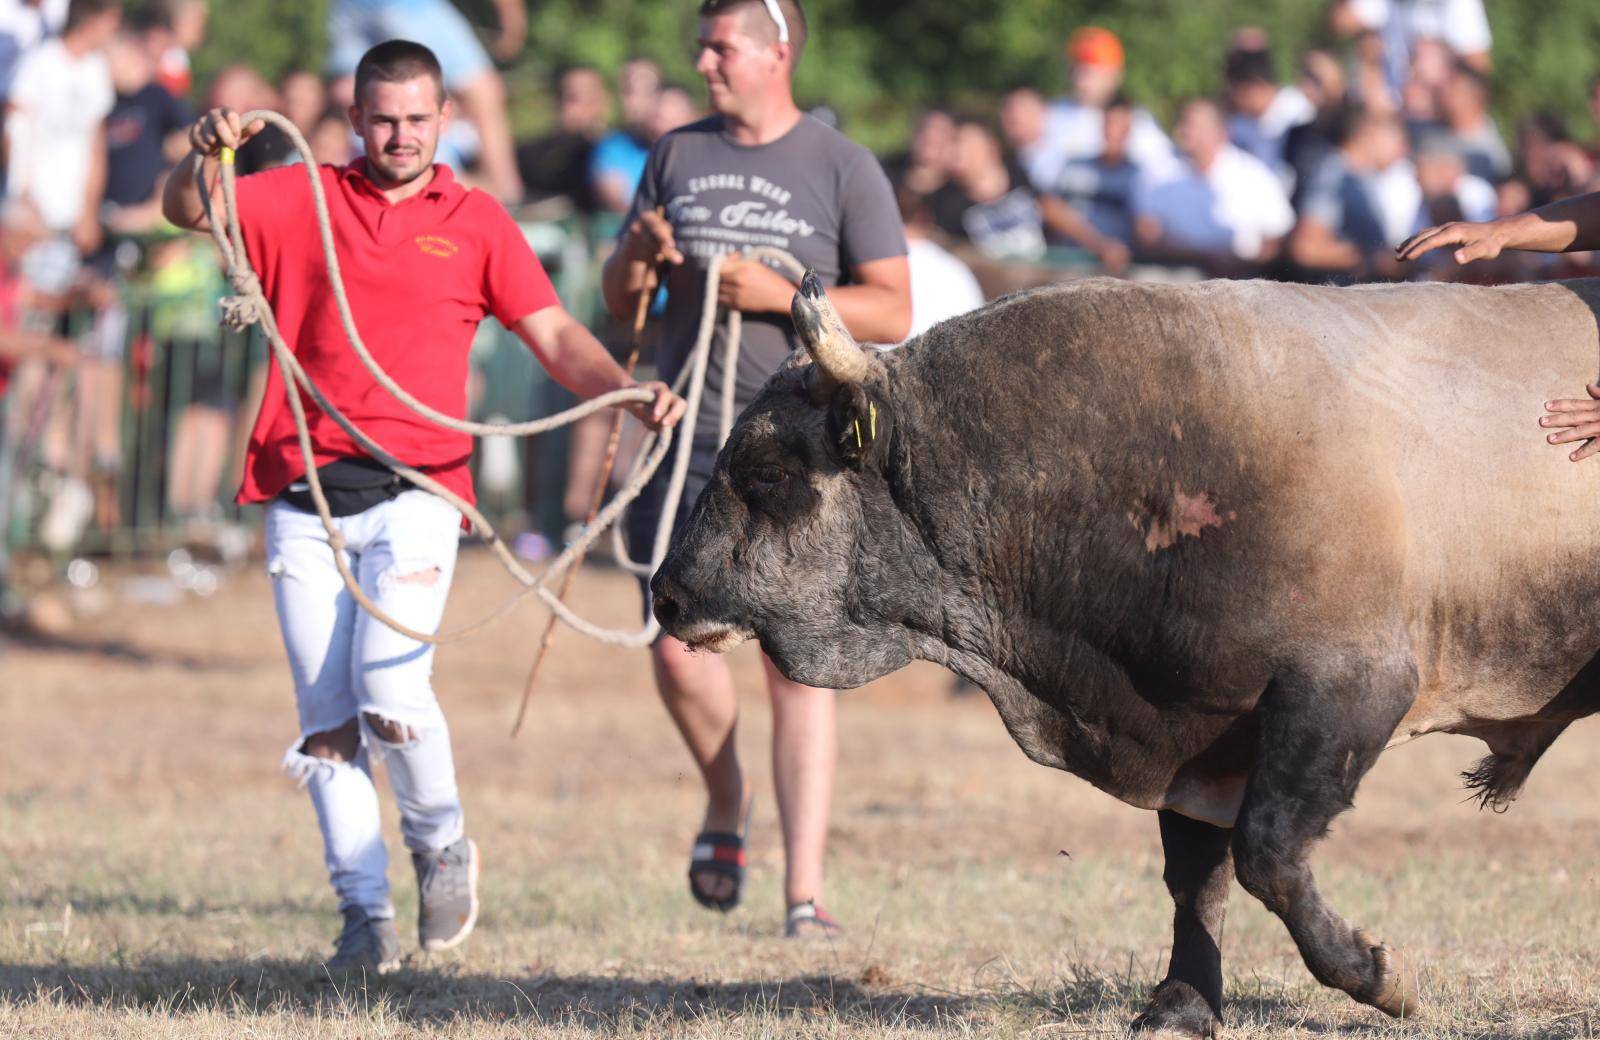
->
xmin=266 ymin=489 xmax=466 ymax=919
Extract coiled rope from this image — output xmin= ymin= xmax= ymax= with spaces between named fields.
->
xmin=197 ymin=109 xmax=804 ymax=652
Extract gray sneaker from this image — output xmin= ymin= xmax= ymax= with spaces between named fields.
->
xmin=325 ymin=907 xmax=401 ymax=974
xmin=412 ymin=836 xmax=480 ymax=951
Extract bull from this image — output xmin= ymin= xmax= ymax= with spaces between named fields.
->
xmin=649 ymin=272 xmax=1600 ymax=1034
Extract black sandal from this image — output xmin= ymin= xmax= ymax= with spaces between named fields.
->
xmin=688 ymin=800 xmax=751 ymax=912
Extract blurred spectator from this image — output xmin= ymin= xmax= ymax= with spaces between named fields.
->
xmin=893 ymin=183 xmax=983 ymax=341
xmin=1398 ymin=36 xmax=1451 ymax=126
xmin=1435 ymin=60 xmax=1509 ymax=183
xmin=1134 ymin=97 xmax=1293 ymax=274
xmin=882 ymin=107 xmax=972 ymax=237
xmin=883 ymin=107 xmax=957 ymax=197
xmin=516 ymin=65 xmax=608 ymax=211
xmin=943 ymin=118 xmax=1127 ymax=271
xmin=1051 ymin=93 xmax=1139 ymax=251
xmin=1290 ymin=106 xmax=1411 ymax=280
xmin=146 ymin=229 xmax=228 ymax=525
xmin=0 ymin=0 xmax=68 ymax=100
xmin=149 ymin=0 xmax=204 ymax=99
xmin=1515 ymin=113 xmax=1593 ymax=207
xmin=307 ymin=107 xmax=354 ymax=167
xmin=325 ymin=0 xmax=525 ymax=202
xmin=278 ymin=67 xmax=326 ymax=138
xmin=0 ymin=210 xmax=79 ymax=625
xmin=1329 ymin=0 xmax=1491 ymax=109
xmin=650 ymin=83 xmax=700 ymax=141
xmin=1223 ymin=45 xmax=1313 ymax=185
xmin=1033 ymin=26 xmax=1179 ymax=188
xmin=5 ymin=0 xmax=119 ymax=275
xmin=1283 ymin=49 xmax=1349 ymax=206
xmin=208 ymin=64 xmax=294 ymax=173
xmin=102 ymin=27 xmax=189 ymax=235
xmin=590 ymin=57 xmax=660 ymax=214
xmin=1414 ymin=130 xmax=1494 ymax=226
xmin=1000 ymin=86 xmax=1056 ymax=192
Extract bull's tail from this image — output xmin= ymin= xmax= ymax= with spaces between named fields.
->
xmin=1460 ymin=753 xmax=1532 ymax=814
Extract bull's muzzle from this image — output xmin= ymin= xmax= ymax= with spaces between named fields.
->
xmin=650 ymin=570 xmax=752 ymax=654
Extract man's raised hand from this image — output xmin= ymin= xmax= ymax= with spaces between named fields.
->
xmin=188 ymin=107 xmax=265 ymax=158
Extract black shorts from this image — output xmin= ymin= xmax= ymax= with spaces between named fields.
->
xmin=623 ymin=441 xmax=718 ymax=615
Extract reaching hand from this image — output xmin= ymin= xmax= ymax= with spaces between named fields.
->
xmin=1541 ymin=384 xmax=1600 ymax=462
xmin=1395 ymin=220 xmax=1507 ymax=265
xmin=626 ymin=380 xmax=687 ymax=432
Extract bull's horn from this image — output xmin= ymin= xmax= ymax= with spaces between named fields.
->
xmin=791 ymin=268 xmax=882 ymax=393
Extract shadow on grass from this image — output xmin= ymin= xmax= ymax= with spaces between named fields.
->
xmin=1 ymin=958 xmax=989 ymax=1030
xmin=0 ymin=957 xmax=1488 ymax=1035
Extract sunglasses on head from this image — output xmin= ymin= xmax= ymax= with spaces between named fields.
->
xmin=761 ymin=0 xmax=789 ymax=44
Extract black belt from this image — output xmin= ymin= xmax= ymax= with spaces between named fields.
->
xmin=277 ymin=456 xmax=411 ymax=517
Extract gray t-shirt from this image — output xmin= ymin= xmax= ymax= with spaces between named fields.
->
xmin=624 ymin=114 xmax=906 ymax=449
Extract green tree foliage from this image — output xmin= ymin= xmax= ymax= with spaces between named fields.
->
xmin=180 ymin=0 xmax=1600 ymax=155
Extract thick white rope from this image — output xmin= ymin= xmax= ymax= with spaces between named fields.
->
xmin=200 ymin=109 xmax=804 ymax=647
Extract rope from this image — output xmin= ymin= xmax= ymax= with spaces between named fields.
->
xmin=197 ymin=109 xmax=804 ymax=650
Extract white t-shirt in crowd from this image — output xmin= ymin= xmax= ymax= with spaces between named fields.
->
xmin=1134 ymin=144 xmax=1295 ymax=260
xmin=4 ymin=37 xmax=113 ymax=230
xmin=1370 ymin=160 xmax=1423 ymax=248
xmin=901 ymin=237 xmax=986 ymax=343
xmin=1023 ymin=99 xmax=1182 ymax=191
xmin=1350 ymin=0 xmax=1492 ymax=56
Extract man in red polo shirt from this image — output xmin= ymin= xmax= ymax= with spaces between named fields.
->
xmin=162 ymin=40 xmax=683 ymax=973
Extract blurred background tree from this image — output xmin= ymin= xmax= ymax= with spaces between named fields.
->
xmin=175 ymin=0 xmax=1600 ymax=156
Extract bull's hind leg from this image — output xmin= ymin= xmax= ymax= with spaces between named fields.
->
xmin=1132 ymin=810 xmax=1232 ymax=1037
xmin=1232 ymin=656 xmax=1419 ymax=1018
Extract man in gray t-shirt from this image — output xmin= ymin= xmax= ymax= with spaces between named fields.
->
xmin=626 ymin=113 xmax=906 ymax=447
xmin=600 ymin=0 xmax=909 ymax=940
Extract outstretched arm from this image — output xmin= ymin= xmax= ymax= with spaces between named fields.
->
xmin=1397 ymin=190 xmax=1600 ymax=264
xmin=513 ymin=306 xmax=685 ymax=431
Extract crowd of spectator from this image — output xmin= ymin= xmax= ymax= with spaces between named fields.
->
xmin=0 ymin=0 xmax=1596 ymax=583
xmin=884 ymin=2 xmax=1600 ymax=299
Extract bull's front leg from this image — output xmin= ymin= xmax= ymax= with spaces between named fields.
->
xmin=1231 ymin=656 xmax=1419 ymax=1019
xmin=1132 ymin=810 xmax=1232 ymax=1037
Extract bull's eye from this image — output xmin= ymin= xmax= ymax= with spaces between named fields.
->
xmin=752 ymin=464 xmax=788 ymax=488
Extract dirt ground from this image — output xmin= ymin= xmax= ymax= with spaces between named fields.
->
xmin=2 ymin=549 xmax=1599 ymax=1038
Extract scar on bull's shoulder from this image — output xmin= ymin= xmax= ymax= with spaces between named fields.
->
xmin=1132 ymin=484 xmax=1236 ymax=554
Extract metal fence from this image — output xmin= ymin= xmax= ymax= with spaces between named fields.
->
xmin=0 ymin=210 xmax=616 ymax=565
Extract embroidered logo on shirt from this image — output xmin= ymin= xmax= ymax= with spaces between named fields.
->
xmin=416 ymin=235 xmax=460 ymax=258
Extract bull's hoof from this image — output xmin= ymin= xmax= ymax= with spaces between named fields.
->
xmin=1131 ymin=979 xmax=1221 ymax=1038
xmin=1354 ymin=929 xmax=1420 ymax=1018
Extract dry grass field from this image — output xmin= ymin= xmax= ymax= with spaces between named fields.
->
xmin=3 ymin=550 xmax=1600 ymax=1038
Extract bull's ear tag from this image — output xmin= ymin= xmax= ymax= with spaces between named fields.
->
xmin=850 ymin=402 xmax=878 ymax=452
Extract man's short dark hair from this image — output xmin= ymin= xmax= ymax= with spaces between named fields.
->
xmin=698 ymin=0 xmax=808 ymax=68
xmin=65 ymin=0 xmax=120 ymax=34
xmin=354 ymin=40 xmax=445 ymax=107
xmin=1224 ymin=47 xmax=1276 ymax=87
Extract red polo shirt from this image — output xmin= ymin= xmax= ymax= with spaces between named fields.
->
xmin=232 ymin=159 xmax=559 ymax=506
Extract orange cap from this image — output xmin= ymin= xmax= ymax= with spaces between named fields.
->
xmin=1067 ymin=26 xmax=1124 ymax=69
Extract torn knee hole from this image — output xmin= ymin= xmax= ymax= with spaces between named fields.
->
xmin=302 ymin=720 xmax=360 ymax=762
xmin=363 ymin=711 xmax=420 ymax=745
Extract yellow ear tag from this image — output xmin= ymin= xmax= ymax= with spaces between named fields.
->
xmin=219 ymin=147 xmax=236 ymax=165
xmin=853 ymin=419 xmax=863 ymax=449
xmin=869 ymin=402 xmax=877 ymax=441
